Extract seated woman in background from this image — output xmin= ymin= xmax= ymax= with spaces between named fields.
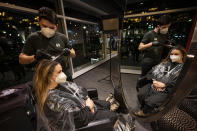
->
xmin=136 ymin=46 xmax=187 ymax=116
xmin=33 ymin=59 xmax=118 ymax=130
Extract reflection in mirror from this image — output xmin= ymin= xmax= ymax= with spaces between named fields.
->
xmin=0 ymin=8 xmax=66 ymax=88
xmin=66 ymin=20 xmax=105 ymax=72
xmin=0 ymin=9 xmax=40 ymax=88
xmin=136 ymin=46 xmax=187 ymax=115
xmin=120 ymin=10 xmax=196 ymax=119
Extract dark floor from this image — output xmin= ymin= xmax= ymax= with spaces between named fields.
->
xmin=74 ymin=62 xmax=152 ymax=131
xmin=121 ymin=73 xmax=152 ymax=131
xmin=74 ymin=61 xmax=114 ymax=100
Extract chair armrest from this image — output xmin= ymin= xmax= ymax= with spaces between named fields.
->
xmin=87 ymin=88 xmax=98 ymax=100
xmin=76 ymin=119 xmax=114 ymax=131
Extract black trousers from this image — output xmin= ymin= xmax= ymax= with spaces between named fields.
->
xmin=138 ymin=83 xmax=168 ymax=113
xmin=93 ymin=100 xmax=118 ymax=125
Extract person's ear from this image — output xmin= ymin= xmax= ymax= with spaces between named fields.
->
xmin=49 ymin=75 xmax=55 ymax=82
xmin=50 ymin=77 xmax=56 ymax=83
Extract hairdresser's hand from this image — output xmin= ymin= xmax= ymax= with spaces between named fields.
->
xmin=64 ymin=48 xmax=71 ymax=55
xmin=34 ymin=50 xmax=43 ymax=61
xmin=85 ymin=98 xmax=95 ymax=113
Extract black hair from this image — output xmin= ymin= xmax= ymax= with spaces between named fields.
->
xmin=157 ymin=14 xmax=172 ymax=26
xmin=38 ymin=7 xmax=57 ymax=25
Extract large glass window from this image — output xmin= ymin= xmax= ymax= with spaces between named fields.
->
xmin=0 ymin=9 xmax=38 ymax=88
xmin=0 ymin=8 xmax=64 ymax=88
xmin=125 ymin=0 xmax=196 ymax=15
xmin=66 ymin=20 xmax=104 ymax=71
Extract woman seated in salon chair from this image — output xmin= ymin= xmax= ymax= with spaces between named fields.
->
xmin=136 ymin=45 xmax=187 ymax=116
xmin=33 ymin=59 xmax=120 ymax=130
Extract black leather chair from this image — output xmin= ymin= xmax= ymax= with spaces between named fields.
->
xmin=0 ymin=82 xmax=36 ymax=131
xmin=156 ymin=107 xmax=197 ymax=131
xmin=27 ymin=81 xmax=114 ymax=131
xmin=76 ymin=88 xmax=114 ymax=131
xmin=86 ymin=88 xmax=98 ymax=100
xmin=178 ymin=98 xmax=197 ymax=121
xmin=76 ymin=119 xmax=114 ymax=131
xmin=0 ymin=81 xmax=115 ymax=131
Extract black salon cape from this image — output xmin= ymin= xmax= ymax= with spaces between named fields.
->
xmin=43 ymin=82 xmax=117 ymax=129
xmin=138 ymin=61 xmax=183 ymax=112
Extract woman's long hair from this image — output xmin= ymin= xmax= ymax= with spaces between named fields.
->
xmin=33 ymin=59 xmax=59 ymax=113
xmin=162 ymin=45 xmax=187 ymax=63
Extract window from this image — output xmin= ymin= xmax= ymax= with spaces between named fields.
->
xmin=0 ymin=9 xmax=37 ymax=88
xmin=66 ymin=20 xmax=104 ymax=71
xmin=0 ymin=8 xmax=64 ymax=88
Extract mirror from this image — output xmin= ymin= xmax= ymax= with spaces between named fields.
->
xmin=119 ymin=4 xmax=197 ymax=122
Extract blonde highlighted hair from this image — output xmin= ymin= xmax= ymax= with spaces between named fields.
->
xmin=33 ymin=59 xmax=59 ymax=113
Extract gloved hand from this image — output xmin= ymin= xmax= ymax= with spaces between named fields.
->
xmin=34 ymin=49 xmax=52 ymax=61
xmin=152 ymin=41 xmax=160 ymax=46
xmin=63 ymin=48 xmax=71 ymax=56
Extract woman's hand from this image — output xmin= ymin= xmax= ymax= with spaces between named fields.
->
xmin=153 ymin=80 xmax=166 ymax=91
xmin=85 ymin=98 xmax=95 ymax=113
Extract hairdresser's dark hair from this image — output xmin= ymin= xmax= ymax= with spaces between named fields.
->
xmin=157 ymin=14 xmax=172 ymax=26
xmin=38 ymin=7 xmax=57 ymax=25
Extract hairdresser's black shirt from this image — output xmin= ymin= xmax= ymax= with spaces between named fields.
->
xmin=141 ymin=30 xmax=169 ymax=63
xmin=22 ymin=31 xmax=71 ymax=71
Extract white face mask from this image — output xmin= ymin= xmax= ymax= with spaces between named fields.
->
xmin=41 ymin=27 xmax=55 ymax=38
xmin=160 ymin=27 xmax=169 ymax=34
xmin=55 ymin=72 xmax=67 ymax=84
xmin=170 ymin=55 xmax=181 ymax=62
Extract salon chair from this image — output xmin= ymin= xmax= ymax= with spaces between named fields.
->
xmin=0 ymin=81 xmax=114 ymax=131
xmin=76 ymin=119 xmax=114 ymax=131
xmin=76 ymin=88 xmax=114 ymax=131
xmin=156 ymin=107 xmax=197 ymax=131
xmin=151 ymin=55 xmax=197 ymax=130
xmin=29 ymin=81 xmax=114 ymax=131
xmin=0 ymin=82 xmax=36 ymax=131
xmin=178 ymin=98 xmax=197 ymax=121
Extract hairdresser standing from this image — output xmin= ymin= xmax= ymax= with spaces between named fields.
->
xmin=19 ymin=7 xmax=75 ymax=81
xmin=138 ymin=15 xmax=171 ymax=77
